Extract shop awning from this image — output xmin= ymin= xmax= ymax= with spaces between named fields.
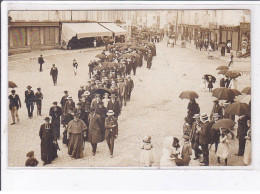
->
xmin=99 ymin=23 xmax=127 ymax=36
xmin=61 ymin=22 xmax=113 ymax=44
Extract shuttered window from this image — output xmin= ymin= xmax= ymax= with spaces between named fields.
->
xmin=221 ymin=31 xmax=227 ymax=43
xmin=11 ymin=27 xmax=27 ymax=47
xmin=44 ymin=27 xmax=55 ymax=45
xmin=232 ymin=31 xmax=239 ymax=51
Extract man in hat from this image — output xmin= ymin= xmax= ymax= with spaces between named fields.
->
xmin=123 ymin=78 xmax=129 ymax=106
xmin=236 ymin=115 xmax=250 ymax=156
xmin=107 ymin=94 xmax=121 ymax=118
xmin=49 ymin=101 xmax=63 ymax=139
xmin=35 ymin=88 xmax=43 ymax=116
xmin=64 ymin=96 xmax=75 ymax=115
xmin=25 ymin=85 xmax=35 ymax=119
xmin=50 ymin=64 xmax=58 ymax=86
xmin=132 ymin=56 xmax=138 ymax=76
xmin=9 ymin=89 xmax=21 ymax=125
xmin=198 ymin=113 xmax=211 ymax=166
xmin=72 ymin=59 xmax=78 ymax=76
xmin=189 ymin=114 xmax=202 ymax=160
xmin=60 ymin=91 xmax=69 ymax=114
xmin=127 ymin=75 xmax=134 ymax=101
xmin=88 ymin=61 xmax=93 ymax=79
xmin=147 ymin=50 xmax=153 ymax=69
xmin=78 ymin=85 xmax=85 ymax=101
xmin=118 ymin=78 xmax=125 ymax=109
xmin=91 ymin=94 xmax=102 ymax=109
xmin=105 ymin=110 xmax=118 ymax=158
xmin=87 ymin=107 xmax=103 ymax=156
xmin=209 ymin=113 xmax=221 ymax=153
xmin=38 ymin=54 xmax=44 ymax=72
xmin=96 ymin=101 xmax=107 ymax=141
xmin=39 ymin=117 xmax=58 ymax=165
xmin=67 ymin=110 xmax=87 ymax=159
xmin=210 ymin=99 xmax=223 ymax=121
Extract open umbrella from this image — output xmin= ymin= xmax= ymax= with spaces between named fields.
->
xmin=212 ymin=119 xmax=236 ymax=130
xmin=218 ymin=70 xmax=228 ymax=75
xmin=102 ymin=62 xmax=119 ymax=68
xmin=204 ymin=74 xmax=216 ymax=83
xmin=212 ymin=88 xmax=235 ymax=101
xmin=241 ymin=87 xmax=251 ymax=95
xmin=107 ymin=53 xmax=117 ymax=59
xmin=225 ymin=70 xmax=241 ymax=78
xmin=121 ymin=54 xmax=133 ymax=59
xmin=235 ymin=94 xmax=251 ymax=104
xmin=179 ymin=91 xmax=199 ymax=99
xmin=95 ymin=54 xmax=106 ymax=59
xmin=216 ymin=66 xmax=229 ymax=71
xmin=93 ymin=88 xmax=111 ymax=98
xmin=230 ymin=89 xmax=242 ymax=96
xmin=9 ymin=81 xmax=17 ymax=88
xmin=93 ymin=65 xmax=105 ymax=71
xmin=225 ymin=101 xmax=250 ymax=116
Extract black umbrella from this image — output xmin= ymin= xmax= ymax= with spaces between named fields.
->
xmin=212 ymin=88 xmax=235 ymax=101
xmin=204 ymin=74 xmax=216 ymax=83
xmin=212 ymin=119 xmax=236 ymax=130
xmin=179 ymin=91 xmax=199 ymax=99
xmin=93 ymin=88 xmax=111 ymax=98
xmin=9 ymin=81 xmax=18 ymax=88
xmin=225 ymin=102 xmax=250 ymax=116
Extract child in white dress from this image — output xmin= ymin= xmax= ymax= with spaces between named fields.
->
xmin=141 ymin=136 xmax=154 ymax=167
xmin=102 ymin=93 xmax=110 ymax=108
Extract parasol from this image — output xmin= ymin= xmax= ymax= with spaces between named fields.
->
xmin=225 ymin=70 xmax=241 ymax=78
xmin=241 ymin=87 xmax=251 ymax=95
xmin=179 ymin=91 xmax=199 ymax=99
xmin=216 ymin=66 xmax=229 ymax=71
xmin=211 ymin=119 xmax=236 ymax=130
xmin=225 ymin=102 xmax=250 ymax=116
xmin=9 ymin=81 xmax=18 ymax=88
xmin=107 ymin=53 xmax=117 ymax=59
xmin=95 ymin=54 xmax=106 ymax=59
xmin=212 ymin=88 xmax=235 ymax=101
xmin=93 ymin=88 xmax=111 ymax=98
xmin=204 ymin=74 xmax=216 ymax=83
xmin=230 ymin=89 xmax=242 ymax=96
xmin=93 ymin=66 xmax=105 ymax=71
xmin=121 ymin=54 xmax=133 ymax=59
xmin=235 ymin=94 xmax=251 ymax=104
xmin=218 ymin=70 xmax=228 ymax=75
xmin=102 ymin=62 xmax=119 ymax=68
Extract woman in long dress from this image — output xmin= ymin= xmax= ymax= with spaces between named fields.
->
xmin=160 ymin=136 xmax=180 ymax=167
xmin=216 ymin=128 xmax=233 ymax=166
xmin=140 ymin=136 xmax=154 ymax=167
xmin=243 ymin=120 xmax=251 ymax=166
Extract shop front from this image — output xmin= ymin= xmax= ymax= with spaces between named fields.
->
xmin=219 ymin=25 xmax=240 ymax=52
xmin=9 ymin=21 xmax=60 ymax=55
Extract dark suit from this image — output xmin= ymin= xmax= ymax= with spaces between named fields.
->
xmin=78 ymin=89 xmax=85 ymax=101
xmin=107 ymin=100 xmax=120 ymax=118
xmin=35 ymin=91 xmax=43 ymax=115
xmin=199 ymin=120 xmax=211 ymax=165
xmin=105 ymin=116 xmax=118 ymax=155
xmin=220 ymin=78 xmax=225 ymax=87
xmin=237 ymin=116 xmax=250 ymax=156
xmin=49 ymin=106 xmax=63 ymax=139
xmin=38 ymin=56 xmax=44 ymax=72
xmin=210 ymin=104 xmax=223 ymax=120
xmin=50 ymin=67 xmax=58 ymax=85
xmin=190 ymin=121 xmax=202 ymax=158
xmin=25 ymin=90 xmax=35 ymax=118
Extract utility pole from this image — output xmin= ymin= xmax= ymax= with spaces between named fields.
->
xmin=71 ymin=10 xmax=72 ymax=21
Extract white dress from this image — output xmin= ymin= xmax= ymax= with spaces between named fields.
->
xmin=102 ymin=98 xmax=110 ymax=108
xmin=160 ymin=147 xmax=179 ymax=167
xmin=243 ymin=129 xmax=251 ymax=166
xmin=140 ymin=143 xmax=154 ymax=167
xmin=216 ymin=135 xmax=230 ymax=159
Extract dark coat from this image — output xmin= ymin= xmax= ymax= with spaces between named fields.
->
xmin=210 ymin=104 xmax=223 ymax=120
xmin=107 ymin=100 xmax=120 ymax=118
xmin=190 ymin=121 xmax=201 ymax=142
xmin=9 ymin=94 xmax=21 ymax=110
xmin=78 ymin=89 xmax=85 ymax=100
xmin=38 ymin=56 xmax=44 ymax=64
xmin=199 ymin=120 xmax=211 ymax=145
xmin=64 ymin=101 xmax=75 ymax=115
xmin=35 ymin=91 xmax=43 ymax=101
xmin=50 ymin=67 xmax=58 ymax=80
xmin=60 ymin=95 xmax=68 ymax=112
xmin=39 ymin=123 xmax=57 ymax=163
xmin=237 ymin=116 xmax=249 ymax=140
xmin=105 ymin=116 xmax=118 ymax=139
xmin=209 ymin=121 xmax=220 ymax=144
xmin=25 ymin=90 xmax=35 ymax=103
xmin=49 ymin=106 xmax=62 ymax=127
xmin=87 ymin=113 xmax=102 ymax=143
xmin=220 ymin=78 xmax=225 ymax=87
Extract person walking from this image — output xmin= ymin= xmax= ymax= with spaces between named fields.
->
xmin=39 ymin=117 xmax=58 ymax=165
xmin=78 ymin=85 xmax=85 ymax=101
xmin=236 ymin=115 xmax=250 ymax=156
xmin=38 ymin=54 xmax=44 ymax=72
xmin=105 ymin=110 xmax=118 ymax=158
xmin=187 ymin=98 xmax=200 ymax=126
xmin=49 ymin=102 xmax=63 ymax=140
xmin=87 ymin=107 xmax=103 ymax=156
xmin=9 ymin=89 xmax=21 ymax=125
xmin=228 ymin=52 xmax=234 ymax=67
xmin=209 ymin=113 xmax=221 ymax=153
xmin=35 ymin=88 xmax=43 ymax=116
xmin=73 ymin=59 xmax=78 ymax=76
xmin=25 ymin=85 xmax=35 ymax=119
xmin=50 ymin=64 xmax=58 ymax=86
xmin=210 ymin=100 xmax=223 ymax=121
xmin=60 ymin=91 xmax=69 ymax=114
xmin=64 ymin=95 xmax=75 ymax=115
xmin=127 ymin=75 xmax=134 ymax=101
xmin=67 ymin=111 xmax=87 ymax=159
xmin=243 ymin=120 xmax=251 ymax=166
xmin=189 ymin=114 xmax=202 ymax=160
xmin=216 ymin=128 xmax=232 ymax=166
xmin=198 ymin=113 xmax=211 ymax=166
xmin=140 ymin=135 xmax=154 ymax=167
xmin=147 ymin=50 xmax=153 ymax=69
xmin=107 ymin=94 xmax=121 ymax=118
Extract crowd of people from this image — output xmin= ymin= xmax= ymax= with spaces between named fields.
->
xmin=9 ymin=37 xmax=157 ymax=166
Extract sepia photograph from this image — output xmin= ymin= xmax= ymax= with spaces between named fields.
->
xmin=6 ymin=9 xmax=251 ymax=168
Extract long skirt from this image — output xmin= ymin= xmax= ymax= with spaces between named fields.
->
xmin=243 ymin=140 xmax=251 ymax=165
xmin=68 ymin=133 xmax=84 ymax=159
xmin=141 ymin=149 xmax=154 ymax=167
xmin=216 ymin=142 xmax=230 ymax=159
xmin=41 ymin=141 xmax=57 ymax=163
